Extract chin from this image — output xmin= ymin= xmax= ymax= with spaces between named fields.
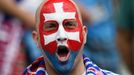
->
xmin=44 ymin=50 xmax=79 ymax=74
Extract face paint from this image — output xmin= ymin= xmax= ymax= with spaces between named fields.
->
xmin=39 ymin=0 xmax=84 ymax=54
xmin=38 ymin=0 xmax=85 ymax=73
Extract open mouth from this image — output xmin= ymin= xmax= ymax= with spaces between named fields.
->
xmin=56 ymin=45 xmax=70 ymax=62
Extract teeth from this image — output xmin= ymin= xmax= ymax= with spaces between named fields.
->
xmin=56 ymin=52 xmax=70 ymax=62
xmin=60 ymin=57 xmax=67 ymax=61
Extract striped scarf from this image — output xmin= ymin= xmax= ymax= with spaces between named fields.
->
xmin=23 ymin=55 xmax=118 ymax=75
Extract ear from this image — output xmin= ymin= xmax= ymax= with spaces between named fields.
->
xmin=32 ymin=31 xmax=40 ymax=48
xmin=83 ymin=25 xmax=87 ymax=44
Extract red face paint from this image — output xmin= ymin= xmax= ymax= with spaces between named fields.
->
xmin=38 ymin=0 xmax=84 ymax=54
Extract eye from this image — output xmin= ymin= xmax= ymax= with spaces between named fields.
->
xmin=43 ymin=21 xmax=58 ymax=31
xmin=64 ymin=20 xmax=78 ymax=29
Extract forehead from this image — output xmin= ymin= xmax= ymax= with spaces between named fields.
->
xmin=40 ymin=0 xmax=77 ymax=14
xmin=36 ymin=0 xmax=82 ymax=30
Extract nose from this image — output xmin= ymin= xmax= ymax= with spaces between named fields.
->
xmin=56 ymin=25 xmax=67 ymax=42
xmin=57 ymin=38 xmax=67 ymax=42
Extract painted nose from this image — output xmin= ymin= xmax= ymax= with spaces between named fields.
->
xmin=57 ymin=25 xmax=67 ymax=42
xmin=57 ymin=38 xmax=67 ymax=41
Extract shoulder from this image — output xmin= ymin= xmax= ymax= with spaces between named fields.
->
xmin=23 ymin=56 xmax=47 ymax=75
xmin=83 ymin=55 xmax=119 ymax=75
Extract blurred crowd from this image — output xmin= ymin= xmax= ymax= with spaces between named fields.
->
xmin=0 ymin=0 xmax=133 ymax=75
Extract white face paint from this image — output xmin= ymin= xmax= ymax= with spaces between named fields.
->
xmin=43 ymin=2 xmax=80 ymax=46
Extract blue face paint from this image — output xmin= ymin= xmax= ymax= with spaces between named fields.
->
xmin=44 ymin=50 xmax=79 ymax=74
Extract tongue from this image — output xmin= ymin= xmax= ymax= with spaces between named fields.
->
xmin=58 ymin=52 xmax=68 ymax=57
xmin=57 ymin=54 xmax=69 ymax=62
xmin=56 ymin=46 xmax=70 ymax=62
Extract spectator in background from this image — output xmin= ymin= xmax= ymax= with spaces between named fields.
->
xmin=75 ymin=0 xmax=121 ymax=73
xmin=0 ymin=0 xmax=35 ymax=29
xmin=0 ymin=0 xmax=42 ymax=75
xmin=18 ymin=0 xmax=43 ymax=63
xmin=115 ymin=0 xmax=134 ymax=74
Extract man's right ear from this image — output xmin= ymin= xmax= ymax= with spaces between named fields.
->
xmin=32 ymin=31 xmax=39 ymax=48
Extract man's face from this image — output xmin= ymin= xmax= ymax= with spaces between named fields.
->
xmin=38 ymin=0 xmax=86 ymax=73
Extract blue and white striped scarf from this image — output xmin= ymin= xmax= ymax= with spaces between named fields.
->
xmin=23 ymin=55 xmax=118 ymax=75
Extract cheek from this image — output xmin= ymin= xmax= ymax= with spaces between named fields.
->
xmin=67 ymin=29 xmax=84 ymax=51
xmin=42 ymin=40 xmax=57 ymax=54
xmin=39 ymin=26 xmax=57 ymax=54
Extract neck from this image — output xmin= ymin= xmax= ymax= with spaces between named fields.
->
xmin=69 ymin=56 xmax=85 ymax=75
xmin=45 ymin=56 xmax=85 ymax=75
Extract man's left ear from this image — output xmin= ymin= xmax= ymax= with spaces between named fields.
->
xmin=32 ymin=31 xmax=40 ymax=48
xmin=83 ymin=25 xmax=87 ymax=44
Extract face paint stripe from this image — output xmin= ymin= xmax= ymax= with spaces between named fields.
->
xmin=54 ymin=2 xmax=63 ymax=12
xmin=44 ymin=32 xmax=57 ymax=45
xmin=67 ymin=31 xmax=80 ymax=42
xmin=43 ymin=13 xmax=76 ymax=22
xmin=44 ymin=31 xmax=80 ymax=45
